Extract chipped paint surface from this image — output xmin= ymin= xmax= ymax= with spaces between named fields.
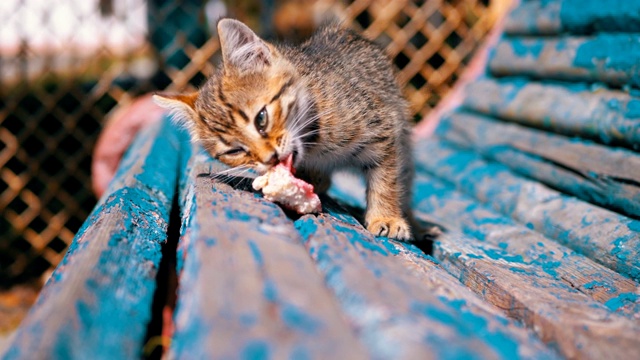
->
xmin=573 ymin=34 xmax=640 ymax=87
xmin=421 ymin=9 xmax=640 ymax=356
xmin=9 ymin=3 xmax=640 ymax=357
xmin=490 ymin=35 xmax=640 ymax=87
xmin=294 ymin=199 xmax=557 ymax=360
xmin=168 ymin=145 xmax=366 ymax=360
xmin=5 ymin=117 xmax=182 ymax=359
xmin=463 ymin=78 xmax=640 ymax=148
xmin=435 ymin=112 xmax=640 ymax=218
xmin=505 ymin=0 xmax=640 ymax=35
xmin=408 ymin=168 xmax=640 ymax=317
xmin=432 ymin=233 xmax=640 ymax=360
xmin=414 ymin=139 xmax=640 ymax=282
xmin=560 ymin=0 xmax=640 ymax=33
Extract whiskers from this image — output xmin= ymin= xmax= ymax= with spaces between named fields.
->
xmin=204 ymin=164 xmax=256 ymax=189
xmin=286 ymin=100 xmax=334 ymax=150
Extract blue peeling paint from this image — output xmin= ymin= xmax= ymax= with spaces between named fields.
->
xmin=418 ymin=132 xmax=640 ymax=282
xmin=463 ymin=77 xmax=640 ymax=148
xmin=538 ymin=261 xmax=562 ymax=277
xmin=626 ymin=100 xmax=640 ymax=118
xmin=582 ymin=281 xmax=616 ymax=294
xmin=509 ymin=267 xmax=536 ymax=276
xmin=411 ymin=297 xmax=523 ymax=360
xmin=604 ymin=292 xmax=640 ymax=311
xmin=289 ymin=345 xmax=311 ymax=360
xmin=511 ymin=39 xmax=544 ymax=58
xmin=333 ymin=223 xmax=389 ymax=257
xmin=281 ymin=305 xmax=322 ymax=335
xmin=241 ymin=340 xmax=270 ymax=360
xmin=248 ymin=240 xmax=264 ymax=267
xmin=263 ymin=280 xmax=278 ymax=302
xmin=294 ymin=217 xmax=319 ymax=243
xmin=222 ymin=208 xmax=254 ymax=222
xmin=239 ymin=313 xmax=258 ymax=327
xmin=628 ymin=220 xmax=640 ymax=232
xmin=574 ymin=34 xmax=640 ymax=87
xmin=560 ymin=0 xmax=640 ymax=33
xmin=482 ymin=248 xmax=525 ymax=264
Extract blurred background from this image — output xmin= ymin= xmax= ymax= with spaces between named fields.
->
xmin=0 ymin=0 xmax=503 ymax=344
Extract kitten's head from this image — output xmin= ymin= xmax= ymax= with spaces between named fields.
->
xmin=154 ymin=19 xmax=313 ymax=174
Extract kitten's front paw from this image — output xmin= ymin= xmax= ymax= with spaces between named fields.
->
xmin=367 ymin=217 xmax=412 ymax=241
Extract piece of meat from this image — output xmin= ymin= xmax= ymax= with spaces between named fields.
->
xmin=252 ymin=154 xmax=322 ymax=214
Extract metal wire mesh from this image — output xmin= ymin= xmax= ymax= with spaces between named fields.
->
xmin=344 ymin=0 xmax=494 ymax=119
xmin=0 ymin=0 xmax=497 ymax=286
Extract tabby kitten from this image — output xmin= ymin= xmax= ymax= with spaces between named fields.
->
xmin=154 ymin=18 xmax=418 ymax=241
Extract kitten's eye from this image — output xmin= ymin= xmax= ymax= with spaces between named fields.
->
xmin=221 ymin=148 xmax=245 ymax=156
xmin=254 ymin=107 xmax=268 ymax=136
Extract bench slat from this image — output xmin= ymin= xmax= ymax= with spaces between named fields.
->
xmin=437 ymin=112 xmax=640 ymax=218
xmin=434 ymin=235 xmax=640 ymax=360
xmin=489 ymin=35 xmax=640 ymax=87
xmin=383 ymin=239 xmax=559 ymax=360
xmin=463 ymin=78 xmax=640 ymax=148
xmin=415 ymin=140 xmax=640 ymax=282
xmin=411 ymin=172 xmax=640 ymax=317
xmin=505 ymin=0 xmax=640 ymax=35
xmin=295 ymin=199 xmax=557 ymax=360
xmin=309 ymin=167 xmax=640 ymax=360
xmin=5 ymin=118 xmax=183 ymax=359
xmin=169 ymin=149 xmax=366 ymax=360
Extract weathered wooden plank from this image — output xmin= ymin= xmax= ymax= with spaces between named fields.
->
xmin=330 ymin=175 xmax=640 ymax=357
xmin=410 ymin=171 xmax=640 ymax=318
xmin=168 ymin=148 xmax=366 ymax=360
xmin=4 ymin=117 xmax=183 ymax=359
xmin=436 ymin=111 xmax=640 ymax=218
xmin=489 ymin=35 xmax=640 ymax=87
xmin=433 ymin=233 xmax=640 ymax=360
xmin=414 ymin=139 xmax=640 ymax=282
xmin=505 ymin=0 xmax=640 ymax=35
xmin=462 ymin=78 xmax=640 ymax=148
xmin=295 ymin=199 xmax=558 ymax=360
xmin=504 ymin=0 xmax=561 ymax=35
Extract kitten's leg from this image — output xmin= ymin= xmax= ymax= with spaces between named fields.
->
xmin=364 ymin=156 xmax=412 ymax=241
xmin=398 ymin=133 xmax=442 ymax=241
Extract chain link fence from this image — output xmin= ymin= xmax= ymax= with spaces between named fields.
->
xmin=0 ymin=0 xmax=498 ymax=287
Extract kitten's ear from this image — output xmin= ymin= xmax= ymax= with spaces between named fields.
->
xmin=152 ymin=92 xmax=199 ymax=130
xmin=217 ymin=18 xmax=271 ymax=72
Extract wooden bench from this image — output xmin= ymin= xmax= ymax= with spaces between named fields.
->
xmin=5 ymin=1 xmax=640 ymax=359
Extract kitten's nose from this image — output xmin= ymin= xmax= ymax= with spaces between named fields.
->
xmin=265 ymin=152 xmax=279 ymax=166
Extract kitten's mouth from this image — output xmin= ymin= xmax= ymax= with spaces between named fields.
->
xmin=279 ymin=152 xmax=296 ymax=174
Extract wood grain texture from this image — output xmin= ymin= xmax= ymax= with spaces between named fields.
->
xmin=436 ymin=112 xmax=640 ymax=218
xmin=168 ymin=147 xmax=366 ymax=360
xmin=329 ymin=169 xmax=640 ymax=358
xmin=414 ymin=139 xmax=640 ymax=283
xmin=4 ymin=117 xmax=183 ymax=359
xmin=462 ymin=78 xmax=640 ymax=148
xmin=489 ymin=35 xmax=640 ymax=87
xmin=295 ymin=199 xmax=558 ymax=360
xmin=433 ymin=234 xmax=640 ymax=360
xmin=505 ymin=0 xmax=640 ymax=35
xmin=410 ymin=171 xmax=640 ymax=318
